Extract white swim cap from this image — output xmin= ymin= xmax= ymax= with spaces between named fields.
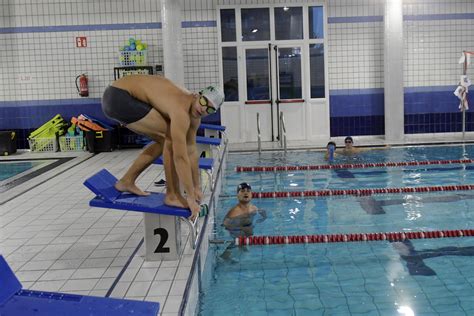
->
xmin=200 ymin=85 xmax=225 ymax=110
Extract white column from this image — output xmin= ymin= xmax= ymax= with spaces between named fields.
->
xmin=161 ymin=0 xmax=184 ymax=85
xmin=384 ymin=0 xmax=404 ymax=141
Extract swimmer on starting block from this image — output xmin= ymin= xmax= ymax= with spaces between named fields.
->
xmin=101 ymin=75 xmax=225 ymax=219
xmin=221 ymin=182 xmax=267 ymax=260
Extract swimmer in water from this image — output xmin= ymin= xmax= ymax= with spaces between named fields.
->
xmin=221 ymin=182 xmax=266 ymax=260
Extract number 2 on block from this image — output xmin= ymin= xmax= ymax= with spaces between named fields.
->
xmin=153 ymin=228 xmax=170 ymax=253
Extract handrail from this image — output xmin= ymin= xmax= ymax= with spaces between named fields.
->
xmin=257 ymin=112 xmax=262 ymax=154
xmin=179 ymin=139 xmax=228 ymax=316
xmin=279 ymin=112 xmax=287 ymax=154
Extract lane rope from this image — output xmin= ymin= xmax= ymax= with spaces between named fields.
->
xmin=235 ymin=159 xmax=474 ymax=173
xmin=253 ymin=184 xmax=474 ymax=199
xmin=235 ymin=229 xmax=474 ymax=246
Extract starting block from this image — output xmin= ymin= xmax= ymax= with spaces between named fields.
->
xmin=196 ymin=136 xmax=222 ymax=159
xmin=153 ymin=156 xmax=214 ymax=187
xmin=199 ymin=123 xmax=226 ymax=140
xmin=0 ymin=256 xmax=159 ymax=315
xmin=84 ymin=169 xmax=201 ymax=261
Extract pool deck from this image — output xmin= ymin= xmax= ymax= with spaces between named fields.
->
xmin=0 ymin=149 xmax=204 ymax=315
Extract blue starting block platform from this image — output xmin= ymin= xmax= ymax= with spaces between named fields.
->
xmin=0 ymin=256 xmax=159 ymax=316
xmin=153 ymin=157 xmax=214 ymax=187
xmin=84 ymin=169 xmax=199 ymax=261
xmin=199 ymin=123 xmax=226 ymax=141
xmin=196 ymin=136 xmax=222 ymax=159
xmin=154 ymin=156 xmax=213 ymax=170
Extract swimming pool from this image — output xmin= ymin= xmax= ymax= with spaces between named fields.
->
xmin=198 ymin=145 xmax=474 ymax=315
xmin=0 ymin=158 xmax=73 ymax=193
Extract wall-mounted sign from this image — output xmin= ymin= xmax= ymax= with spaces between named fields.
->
xmin=76 ymin=37 xmax=87 ymax=48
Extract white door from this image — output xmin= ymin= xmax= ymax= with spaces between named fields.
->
xmin=219 ymin=5 xmax=327 ymax=143
xmin=242 ymin=44 xmax=306 ymax=142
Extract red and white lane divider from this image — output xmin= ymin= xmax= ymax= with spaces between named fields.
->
xmin=236 ymin=229 xmax=474 ymax=246
xmin=254 ymin=184 xmax=474 ymax=199
xmin=235 ymin=159 xmax=474 ymax=173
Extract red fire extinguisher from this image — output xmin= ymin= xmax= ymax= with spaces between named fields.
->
xmin=75 ymin=74 xmax=89 ymax=97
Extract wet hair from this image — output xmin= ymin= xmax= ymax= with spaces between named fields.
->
xmin=237 ymin=182 xmax=252 ymax=193
xmin=344 ymin=136 xmax=353 ymax=143
xmin=327 ymin=141 xmax=336 ymax=148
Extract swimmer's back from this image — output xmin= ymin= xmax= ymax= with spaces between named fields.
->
xmin=112 ymin=75 xmax=192 ymax=117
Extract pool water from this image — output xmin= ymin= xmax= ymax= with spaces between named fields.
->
xmin=199 ymin=145 xmax=474 ymax=315
xmin=0 ymin=160 xmax=50 ymax=181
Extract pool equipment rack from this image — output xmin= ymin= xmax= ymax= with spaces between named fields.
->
xmin=252 ymin=184 xmax=474 ymax=199
xmin=235 ymin=229 xmax=474 ymax=246
xmin=236 ymin=158 xmax=474 ymax=172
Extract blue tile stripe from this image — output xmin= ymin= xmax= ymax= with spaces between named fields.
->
xmin=329 ymin=88 xmax=384 ymax=96
xmin=1 ymin=12 xmax=471 ymax=34
xmin=0 ymin=98 xmax=101 ymax=107
xmin=0 ymin=20 xmax=217 ymax=34
xmin=0 ymin=23 xmax=162 ymax=34
xmin=328 ymin=13 xmax=474 ymax=24
xmin=328 ymin=16 xmax=383 ymax=23
xmin=404 ymin=13 xmax=474 ymax=21
xmin=182 ymin=21 xmax=216 ymax=28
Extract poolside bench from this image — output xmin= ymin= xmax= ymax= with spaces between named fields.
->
xmin=84 ymin=169 xmax=199 ymax=261
xmin=0 ymin=256 xmax=159 ymax=315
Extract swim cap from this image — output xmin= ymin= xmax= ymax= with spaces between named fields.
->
xmin=200 ymin=85 xmax=225 ymax=110
xmin=237 ymin=182 xmax=252 ymax=193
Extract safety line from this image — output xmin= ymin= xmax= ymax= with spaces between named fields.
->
xmin=235 ymin=229 xmax=474 ymax=246
xmin=235 ymin=159 xmax=474 ymax=172
xmin=253 ymin=184 xmax=474 ymax=199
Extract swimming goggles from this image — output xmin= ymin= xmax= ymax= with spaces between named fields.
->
xmin=199 ymin=95 xmax=217 ymax=115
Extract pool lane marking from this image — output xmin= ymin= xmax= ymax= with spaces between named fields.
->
xmin=253 ymin=184 xmax=474 ymax=199
xmin=235 ymin=229 xmax=474 ymax=246
xmin=235 ymin=159 xmax=474 ymax=172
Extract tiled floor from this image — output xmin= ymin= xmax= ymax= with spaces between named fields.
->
xmin=0 ymin=148 xmax=201 ymax=316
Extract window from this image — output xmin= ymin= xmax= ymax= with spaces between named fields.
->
xmin=309 ymin=44 xmax=325 ymax=98
xmin=220 ymin=9 xmax=236 ymax=42
xmin=309 ymin=6 xmax=324 ymax=39
xmin=222 ymin=47 xmax=238 ymax=101
xmin=274 ymin=7 xmax=303 ymax=40
xmin=241 ymin=8 xmax=270 ymax=41
xmin=246 ymin=49 xmax=270 ymax=100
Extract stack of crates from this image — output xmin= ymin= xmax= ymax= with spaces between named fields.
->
xmin=28 ymin=115 xmax=68 ymax=152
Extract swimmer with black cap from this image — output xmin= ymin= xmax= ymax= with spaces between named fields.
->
xmin=221 ymin=182 xmax=267 ymax=260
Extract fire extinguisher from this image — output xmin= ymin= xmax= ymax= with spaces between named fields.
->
xmin=75 ymin=74 xmax=89 ymax=97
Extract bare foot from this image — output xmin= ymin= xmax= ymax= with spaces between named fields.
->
xmin=115 ymin=180 xmax=150 ymax=196
xmin=165 ymin=195 xmax=189 ymax=209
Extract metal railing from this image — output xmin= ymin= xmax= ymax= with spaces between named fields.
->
xmin=257 ymin=112 xmax=262 ymax=154
xmin=279 ymin=112 xmax=287 ymax=154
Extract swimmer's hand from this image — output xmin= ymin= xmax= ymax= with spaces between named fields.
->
xmin=255 ymin=209 xmax=267 ymax=223
xmin=187 ymin=198 xmax=200 ymax=221
xmin=194 ymin=188 xmax=203 ymax=203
